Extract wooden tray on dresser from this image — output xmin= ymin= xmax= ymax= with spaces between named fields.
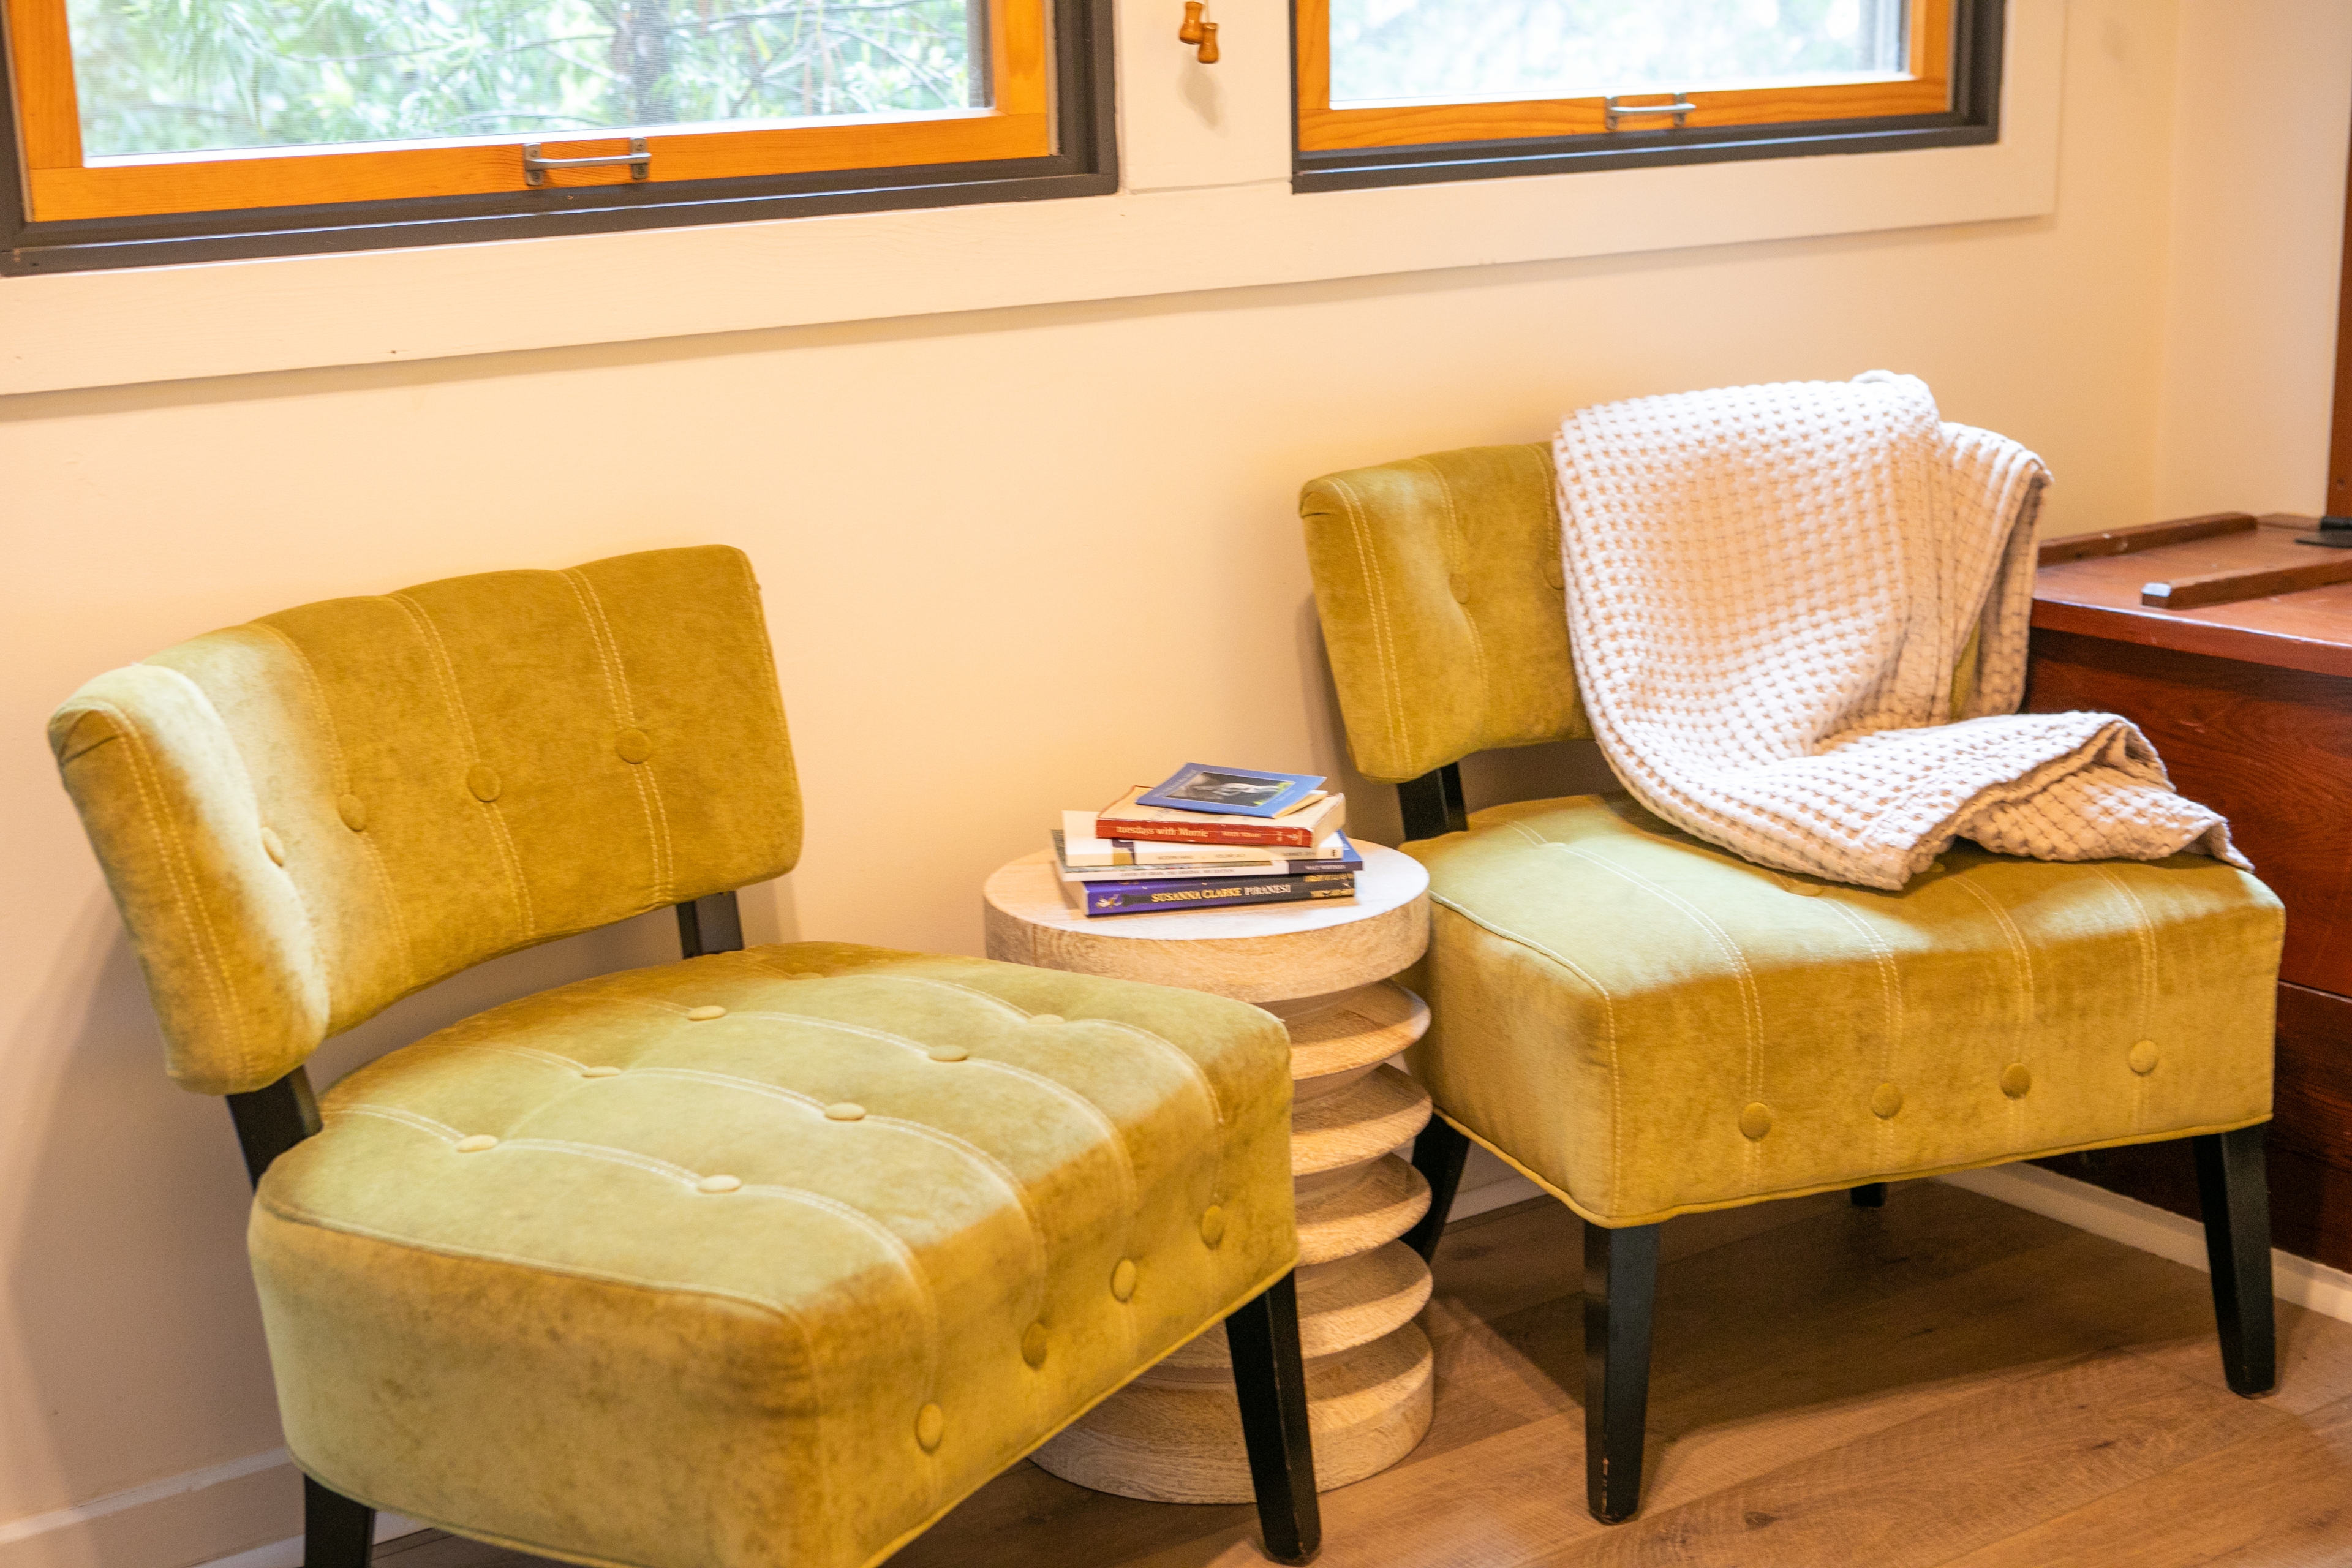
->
xmin=2029 ymin=513 xmax=2352 ymax=1268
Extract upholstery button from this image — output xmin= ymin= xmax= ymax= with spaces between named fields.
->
xmin=616 ymin=728 xmax=653 ymax=764
xmin=467 ymin=764 xmax=502 ymax=802
xmin=1022 ymin=1323 xmax=1050 ymax=1368
xmin=1200 ymin=1205 xmax=1227 ymax=1248
xmin=1030 ymin=1014 xmax=1064 ymax=1026
xmin=915 ymin=1403 xmax=946 ymax=1453
xmin=1110 ymin=1259 xmax=1138 ymax=1302
xmin=336 ymin=794 xmax=368 ymax=832
xmin=260 ymin=827 xmax=287 ymax=865
xmin=581 ymin=1065 xmax=622 ymax=1079
xmin=825 ymin=1102 xmax=867 ymax=1122
xmin=685 ymin=1006 xmax=726 ymax=1021
xmin=2129 ymin=1040 xmax=2160 ymax=1076
xmin=1871 ymin=1082 xmax=1904 ymax=1121
xmin=696 ymin=1174 xmax=743 ymax=1194
xmin=2001 ymin=1064 xmax=2034 ymax=1099
xmin=927 ymin=1046 xmax=970 ymax=1062
xmin=1449 ymin=573 xmax=1471 ymax=603
xmin=1930 ymin=861 xmax=1947 ymax=875
xmin=1783 ymin=880 xmax=1823 ymax=897
xmin=454 ymin=1135 xmax=498 ymax=1153
xmin=1738 ymin=1102 xmax=1774 ymax=1141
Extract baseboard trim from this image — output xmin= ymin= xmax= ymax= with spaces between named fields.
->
xmin=0 ymin=1447 xmax=419 ymax=1568
xmin=1942 ymin=1163 xmax=2352 ymax=1327
xmin=1447 ymin=1172 xmax=1546 ymax=1223
xmin=203 ymin=1512 xmax=423 ymax=1568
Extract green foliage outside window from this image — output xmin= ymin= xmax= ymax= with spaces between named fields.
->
xmin=1329 ymin=0 xmax=1909 ymax=105
xmin=67 ymin=0 xmax=978 ymax=157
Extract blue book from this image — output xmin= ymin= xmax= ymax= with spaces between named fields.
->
xmin=1137 ymin=763 xmax=1327 ymax=818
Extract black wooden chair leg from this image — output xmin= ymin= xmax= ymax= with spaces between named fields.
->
xmin=1401 ymin=1117 xmax=1472 ymax=1264
xmin=1850 ymin=1182 xmax=1887 ymax=1208
xmin=1584 ymin=1221 xmax=1660 ymax=1525
xmin=303 ymin=1476 xmax=375 ymax=1568
xmin=2193 ymin=1124 xmax=2277 ymax=1397
xmin=1226 ymin=1272 xmax=1321 ymax=1564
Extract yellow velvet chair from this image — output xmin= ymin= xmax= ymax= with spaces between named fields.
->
xmin=50 ymin=546 xmax=1319 ymax=1568
xmin=1300 ymin=443 xmax=2284 ymax=1524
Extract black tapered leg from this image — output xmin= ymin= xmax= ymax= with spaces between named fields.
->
xmin=1226 ymin=1273 xmax=1321 ymax=1564
xmin=1400 ymin=1117 xmax=1472 ymax=1264
xmin=302 ymin=1476 xmax=374 ymax=1568
xmin=2193 ymin=1125 xmax=2277 ymax=1396
xmin=1583 ymin=1221 xmax=1660 ymax=1525
xmin=1850 ymin=1182 xmax=1887 ymax=1208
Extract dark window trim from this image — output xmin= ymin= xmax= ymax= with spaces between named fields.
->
xmin=1 ymin=0 xmax=1114 ymax=276
xmin=1294 ymin=0 xmax=2000 ymax=194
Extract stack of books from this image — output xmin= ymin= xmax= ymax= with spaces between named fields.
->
xmin=1054 ymin=763 xmax=1356 ymax=917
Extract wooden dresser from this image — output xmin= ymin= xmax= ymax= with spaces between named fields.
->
xmin=2028 ymin=513 xmax=2352 ymax=1270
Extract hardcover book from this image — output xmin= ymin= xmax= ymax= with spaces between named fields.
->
xmin=1093 ymin=787 xmax=1346 ymax=849
xmin=1059 ymin=814 xmax=1293 ymax=869
xmin=1137 ymin=763 xmax=1327 ymax=818
xmin=1052 ymin=831 xmax=1360 ymax=883
xmin=1056 ymin=866 xmax=1357 ymax=918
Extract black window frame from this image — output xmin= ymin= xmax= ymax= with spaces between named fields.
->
xmin=0 ymin=0 xmax=1114 ymax=276
xmin=1294 ymin=0 xmax=2002 ymax=194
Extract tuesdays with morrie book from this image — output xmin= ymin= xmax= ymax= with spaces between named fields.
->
xmin=1093 ymin=786 xmax=1346 ymax=849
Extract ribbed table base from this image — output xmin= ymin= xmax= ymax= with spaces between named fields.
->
xmin=1031 ymin=980 xmax=1436 ymax=1501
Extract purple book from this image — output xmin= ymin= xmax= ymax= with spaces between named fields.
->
xmin=1068 ymin=871 xmax=1356 ymax=918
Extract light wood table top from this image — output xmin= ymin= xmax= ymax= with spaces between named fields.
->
xmin=981 ymin=843 xmax=1431 ymax=1005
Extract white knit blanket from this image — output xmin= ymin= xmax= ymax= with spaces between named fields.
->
xmin=1551 ymin=373 xmax=2245 ymax=890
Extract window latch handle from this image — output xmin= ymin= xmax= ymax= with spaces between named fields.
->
xmin=1603 ymin=94 xmax=1694 ymax=131
xmin=522 ymin=138 xmax=651 ymax=187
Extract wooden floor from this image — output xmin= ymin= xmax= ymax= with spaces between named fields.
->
xmin=380 ymin=1182 xmax=2352 ymax=1567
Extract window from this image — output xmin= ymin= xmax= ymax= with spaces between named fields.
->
xmin=1 ymin=0 xmax=1110 ymax=271
xmin=1294 ymin=0 xmax=2000 ymax=192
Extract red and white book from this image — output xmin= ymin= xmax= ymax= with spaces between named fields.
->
xmin=1085 ymin=786 xmax=1346 ymax=850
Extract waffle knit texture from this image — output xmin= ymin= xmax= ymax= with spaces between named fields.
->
xmin=1551 ymin=372 xmax=2245 ymax=891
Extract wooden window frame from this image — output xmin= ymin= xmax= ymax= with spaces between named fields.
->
xmin=1294 ymin=0 xmax=2001 ymax=194
xmin=0 ymin=0 xmax=1112 ymax=273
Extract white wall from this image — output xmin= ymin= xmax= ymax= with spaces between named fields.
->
xmin=2151 ymin=0 xmax=2352 ymax=519
xmin=6 ymin=2 xmax=2340 ymax=1563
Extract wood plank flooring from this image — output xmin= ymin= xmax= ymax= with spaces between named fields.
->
xmin=376 ymin=1182 xmax=2352 ymax=1567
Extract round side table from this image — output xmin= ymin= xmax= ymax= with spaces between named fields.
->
xmin=982 ymin=843 xmax=1436 ymax=1502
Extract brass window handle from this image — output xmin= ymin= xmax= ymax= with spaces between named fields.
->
xmin=523 ymin=137 xmax=650 ymax=187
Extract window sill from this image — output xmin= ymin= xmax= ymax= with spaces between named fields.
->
xmin=0 ymin=0 xmax=2058 ymax=398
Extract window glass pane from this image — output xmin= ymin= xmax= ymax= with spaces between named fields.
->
xmin=67 ymin=0 xmax=982 ymax=157
xmin=1328 ymin=0 xmax=1909 ymax=107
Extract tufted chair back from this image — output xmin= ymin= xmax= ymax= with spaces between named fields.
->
xmin=1302 ymin=441 xmax=1986 ymax=788
xmin=1300 ymin=443 xmax=1590 ymax=786
xmin=49 ymin=545 xmax=801 ymax=1096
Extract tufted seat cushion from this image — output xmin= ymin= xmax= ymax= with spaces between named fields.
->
xmin=1404 ymin=794 xmax=2283 ymax=1227
xmin=252 ymin=940 xmax=1294 ymax=1568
